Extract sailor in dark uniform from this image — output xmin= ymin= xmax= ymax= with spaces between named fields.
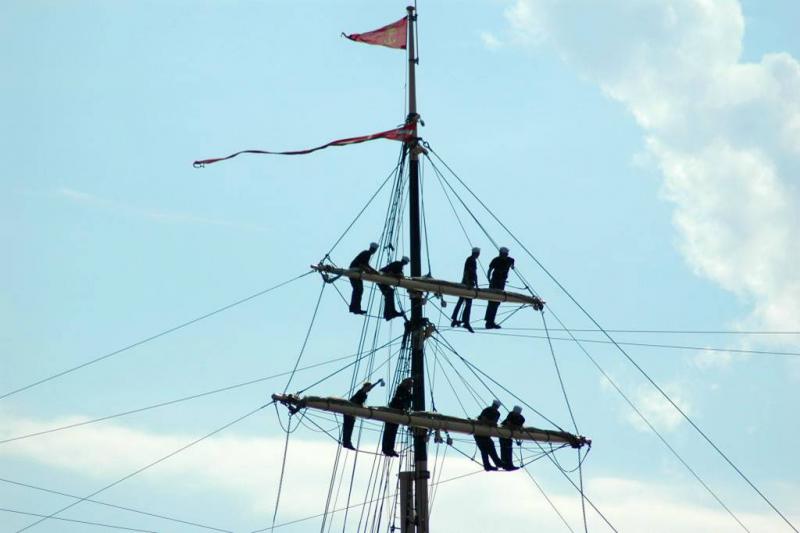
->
xmin=474 ymin=399 xmax=505 ymax=471
xmin=382 ymin=377 xmax=413 ymax=456
xmin=349 ymin=242 xmax=379 ymax=314
xmin=378 ymin=256 xmax=409 ymax=321
xmin=451 ymin=247 xmax=480 ymax=333
xmin=484 ymin=247 xmax=515 ymax=329
xmin=499 ymin=405 xmax=524 ymax=470
xmin=341 ymin=380 xmax=383 ymax=450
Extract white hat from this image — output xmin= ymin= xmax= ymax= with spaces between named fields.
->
xmin=369 ymin=242 xmax=379 ymax=251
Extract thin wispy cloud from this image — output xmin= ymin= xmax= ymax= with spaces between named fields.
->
xmin=1 ymin=412 xmax=795 ymax=531
xmin=55 ymin=187 xmax=269 ymax=233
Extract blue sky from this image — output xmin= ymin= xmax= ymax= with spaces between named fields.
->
xmin=1 ymin=1 xmax=799 ymax=532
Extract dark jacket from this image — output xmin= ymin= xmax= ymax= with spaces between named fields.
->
xmin=389 ymin=385 xmax=413 ymax=410
xmin=381 ymin=260 xmax=406 ymax=276
xmin=501 ymin=411 xmax=525 ymax=429
xmin=462 ymin=255 xmax=478 ymax=287
xmin=477 ymin=405 xmax=501 ymax=425
xmin=350 ymin=386 xmax=371 ymax=406
xmin=488 ymin=256 xmax=515 ymax=284
xmin=350 ymin=250 xmax=374 ymax=269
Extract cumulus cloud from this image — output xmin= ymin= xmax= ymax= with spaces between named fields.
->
xmin=2 ymin=412 xmax=796 ymax=531
xmin=506 ymin=0 xmax=800 ymax=335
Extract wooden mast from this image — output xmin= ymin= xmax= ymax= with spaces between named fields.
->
xmin=405 ymin=5 xmax=430 ymax=533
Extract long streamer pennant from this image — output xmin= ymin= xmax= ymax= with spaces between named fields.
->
xmin=193 ymin=125 xmax=414 ymax=167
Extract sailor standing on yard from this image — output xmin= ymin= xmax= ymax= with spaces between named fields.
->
xmin=378 ymin=256 xmax=409 ymax=321
xmin=341 ymin=380 xmax=383 ymax=450
xmin=450 ymin=247 xmax=480 ymax=333
xmin=382 ymin=377 xmax=413 ymax=456
xmin=474 ymin=399 xmax=505 ymax=471
xmin=349 ymin=242 xmax=379 ymax=314
xmin=484 ymin=247 xmax=515 ymax=329
xmin=499 ymin=405 xmax=524 ymax=470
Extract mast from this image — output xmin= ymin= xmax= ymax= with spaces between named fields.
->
xmin=405 ymin=5 xmax=429 ymax=533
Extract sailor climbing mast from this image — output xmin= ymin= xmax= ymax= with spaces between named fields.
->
xmin=405 ymin=5 xmax=430 ymax=533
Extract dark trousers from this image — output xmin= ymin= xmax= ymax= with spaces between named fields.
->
xmin=499 ymin=437 xmax=514 ymax=467
xmin=382 ymin=422 xmax=399 ymax=454
xmin=451 ymin=297 xmax=473 ymax=324
xmin=474 ymin=435 xmax=502 ymax=469
xmin=484 ymin=279 xmax=506 ymax=324
xmin=379 ymin=284 xmax=398 ymax=319
xmin=350 ymin=279 xmax=364 ymax=312
xmin=342 ymin=415 xmax=356 ymax=447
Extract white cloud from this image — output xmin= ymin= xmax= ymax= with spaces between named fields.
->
xmin=506 ymin=0 xmax=800 ymax=336
xmin=480 ymin=31 xmax=503 ymax=50
xmin=2 ymin=412 xmax=796 ymax=531
xmin=692 ymin=348 xmax=733 ymax=370
xmin=626 ymin=382 xmax=691 ymax=432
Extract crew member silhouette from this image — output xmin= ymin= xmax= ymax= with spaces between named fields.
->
xmin=341 ymin=380 xmax=383 ymax=450
xmin=382 ymin=377 xmax=413 ymax=456
xmin=451 ymin=247 xmax=480 ymax=333
xmin=349 ymin=242 xmax=379 ymax=314
xmin=474 ymin=399 xmax=505 ymax=471
xmin=378 ymin=256 xmax=409 ymax=321
xmin=484 ymin=247 xmax=515 ymax=329
xmin=499 ymin=405 xmax=524 ymax=470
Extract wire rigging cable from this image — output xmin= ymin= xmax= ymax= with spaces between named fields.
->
xmin=0 ymin=508 xmax=158 ymax=533
xmin=0 ymin=271 xmax=313 ymax=402
xmin=14 ymin=404 xmax=268 ymax=533
xmin=468 ymin=330 xmax=800 ymax=358
xmin=426 ymin=143 xmax=795 ymax=533
xmin=0 ymin=477 xmax=232 ymax=532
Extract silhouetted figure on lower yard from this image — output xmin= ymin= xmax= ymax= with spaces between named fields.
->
xmin=474 ymin=399 xmax=504 ymax=471
xmin=341 ymin=380 xmax=383 ymax=450
xmin=382 ymin=377 xmax=413 ymax=456
xmin=499 ymin=405 xmax=524 ymax=470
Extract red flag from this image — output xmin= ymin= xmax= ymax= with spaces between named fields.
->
xmin=193 ymin=124 xmax=414 ymax=167
xmin=344 ymin=17 xmax=407 ymax=49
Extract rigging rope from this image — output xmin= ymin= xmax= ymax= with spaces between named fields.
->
xmin=271 ymin=414 xmax=294 ymax=530
xmin=0 ymin=508 xmax=157 ymax=533
xmin=0 ymin=270 xmax=313 ymax=402
xmin=0 ymin=477 xmax=232 ymax=533
xmin=282 ymin=283 xmax=326 ymax=394
xmin=15 ymin=403 xmax=269 ymax=532
xmin=425 ymin=143 xmax=793 ymax=531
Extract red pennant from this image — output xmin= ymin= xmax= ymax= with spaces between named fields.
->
xmin=344 ymin=17 xmax=407 ymax=49
xmin=193 ymin=125 xmax=414 ymax=167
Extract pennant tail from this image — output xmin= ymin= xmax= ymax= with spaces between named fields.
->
xmin=344 ymin=17 xmax=408 ymax=50
xmin=193 ymin=125 xmax=414 ymax=167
